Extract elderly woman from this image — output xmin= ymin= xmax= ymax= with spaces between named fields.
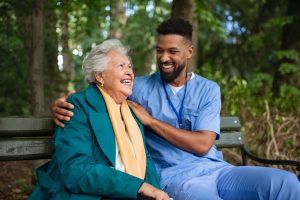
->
xmin=29 ymin=39 xmax=170 ymax=200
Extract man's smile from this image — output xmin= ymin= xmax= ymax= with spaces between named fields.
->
xmin=159 ymin=61 xmax=176 ymax=72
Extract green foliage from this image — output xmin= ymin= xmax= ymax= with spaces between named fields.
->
xmin=276 ymin=84 xmax=300 ymax=113
xmin=199 ymin=65 xmax=300 ymax=116
xmin=0 ymin=1 xmax=31 ymax=116
xmin=271 ymin=50 xmax=300 ymax=75
xmin=199 ymin=66 xmax=300 ymax=167
xmin=197 ymin=9 xmax=226 ymax=38
xmin=122 ymin=0 xmax=170 ymax=75
xmin=271 ymin=50 xmax=299 ymax=62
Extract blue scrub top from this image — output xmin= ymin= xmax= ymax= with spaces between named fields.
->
xmin=129 ymin=72 xmax=231 ymax=188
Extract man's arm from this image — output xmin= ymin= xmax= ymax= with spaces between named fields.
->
xmin=51 ymin=90 xmax=75 ymax=127
xmin=128 ymin=101 xmax=216 ymax=156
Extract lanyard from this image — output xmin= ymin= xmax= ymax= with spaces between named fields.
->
xmin=162 ymin=74 xmax=188 ymax=128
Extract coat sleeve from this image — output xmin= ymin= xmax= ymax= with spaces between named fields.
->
xmin=144 ymin=146 xmax=160 ymax=188
xmin=132 ymin=113 xmax=160 ymax=188
xmin=53 ymin=94 xmax=143 ymax=199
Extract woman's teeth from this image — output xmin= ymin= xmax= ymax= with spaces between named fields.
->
xmin=121 ymin=80 xmax=131 ymax=85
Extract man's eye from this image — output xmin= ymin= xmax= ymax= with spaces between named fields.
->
xmin=156 ymin=49 xmax=163 ymax=53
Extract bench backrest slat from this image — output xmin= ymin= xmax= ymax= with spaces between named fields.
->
xmin=0 ymin=117 xmax=53 ymax=137
xmin=0 ymin=116 xmax=243 ymax=161
xmin=220 ymin=116 xmax=241 ymax=131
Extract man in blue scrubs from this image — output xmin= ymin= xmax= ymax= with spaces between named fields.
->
xmin=52 ymin=19 xmax=300 ymax=200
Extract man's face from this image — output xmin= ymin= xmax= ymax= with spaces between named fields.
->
xmin=156 ymin=34 xmax=193 ymax=83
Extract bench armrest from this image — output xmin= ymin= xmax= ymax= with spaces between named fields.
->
xmin=241 ymin=146 xmax=300 ymax=179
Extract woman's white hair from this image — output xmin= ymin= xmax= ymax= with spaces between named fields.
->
xmin=82 ymin=39 xmax=128 ymax=83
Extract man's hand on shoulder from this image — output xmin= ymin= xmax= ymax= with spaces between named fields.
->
xmin=127 ymin=100 xmax=154 ymax=126
xmin=51 ymin=90 xmax=76 ymax=127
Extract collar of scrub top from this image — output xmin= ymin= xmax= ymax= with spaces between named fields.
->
xmin=161 ymin=73 xmax=188 ymax=128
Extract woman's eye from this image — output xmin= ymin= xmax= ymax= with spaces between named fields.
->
xmin=170 ymin=50 xmax=178 ymax=54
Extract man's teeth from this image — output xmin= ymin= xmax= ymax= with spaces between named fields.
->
xmin=162 ymin=65 xmax=173 ymax=69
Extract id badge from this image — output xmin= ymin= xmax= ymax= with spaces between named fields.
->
xmin=180 ymin=118 xmax=191 ymax=131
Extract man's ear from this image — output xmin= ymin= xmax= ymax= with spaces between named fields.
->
xmin=186 ymin=45 xmax=194 ymax=59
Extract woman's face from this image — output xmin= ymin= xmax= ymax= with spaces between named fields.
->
xmin=98 ymin=50 xmax=134 ymax=103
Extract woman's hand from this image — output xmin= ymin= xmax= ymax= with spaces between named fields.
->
xmin=127 ymin=100 xmax=154 ymax=126
xmin=51 ymin=90 xmax=75 ymax=127
xmin=138 ymin=182 xmax=171 ymax=200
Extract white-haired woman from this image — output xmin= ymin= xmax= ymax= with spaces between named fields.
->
xmin=29 ymin=39 xmax=170 ymax=200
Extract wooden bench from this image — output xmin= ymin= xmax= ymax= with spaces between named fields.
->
xmin=0 ymin=116 xmax=299 ymax=178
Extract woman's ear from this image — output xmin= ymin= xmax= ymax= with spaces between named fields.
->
xmin=94 ymin=72 xmax=104 ymax=86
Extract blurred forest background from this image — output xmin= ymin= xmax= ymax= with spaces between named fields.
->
xmin=0 ymin=0 xmax=299 ymax=199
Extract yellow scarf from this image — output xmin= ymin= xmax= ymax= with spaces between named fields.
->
xmin=97 ymin=86 xmax=146 ymax=179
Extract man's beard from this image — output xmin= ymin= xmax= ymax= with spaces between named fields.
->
xmin=159 ymin=61 xmax=186 ymax=83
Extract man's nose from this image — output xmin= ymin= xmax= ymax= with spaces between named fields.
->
xmin=159 ymin=52 xmax=170 ymax=62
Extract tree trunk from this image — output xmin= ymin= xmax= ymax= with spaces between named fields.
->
xmin=253 ymin=0 xmax=275 ymax=33
xmin=272 ymin=0 xmax=300 ymax=96
xmin=60 ymin=0 xmax=72 ymax=94
xmin=171 ymin=0 xmax=192 ymax=20
xmin=31 ymin=0 xmax=45 ymax=116
xmin=44 ymin=0 xmax=59 ymax=115
xmin=171 ymin=0 xmax=198 ymax=72
xmin=109 ymin=0 xmax=127 ymax=39
xmin=189 ymin=5 xmax=199 ymax=73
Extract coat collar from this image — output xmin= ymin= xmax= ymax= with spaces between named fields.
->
xmin=85 ymin=83 xmax=116 ymax=166
xmin=84 ymin=83 xmax=144 ymax=168
xmin=85 ymin=83 xmax=107 ymax=113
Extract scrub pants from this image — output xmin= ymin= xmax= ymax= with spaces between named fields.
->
xmin=164 ymin=166 xmax=300 ymax=200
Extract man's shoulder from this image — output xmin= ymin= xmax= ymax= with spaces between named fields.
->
xmin=192 ymin=73 xmax=220 ymax=90
xmin=133 ymin=73 xmax=160 ymax=90
xmin=131 ymin=73 xmax=160 ymax=100
xmin=135 ymin=72 xmax=160 ymax=84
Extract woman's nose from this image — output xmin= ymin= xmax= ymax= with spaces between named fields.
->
xmin=125 ymin=65 xmax=133 ymax=74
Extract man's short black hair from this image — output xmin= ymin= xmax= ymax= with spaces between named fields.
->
xmin=156 ymin=18 xmax=193 ymax=41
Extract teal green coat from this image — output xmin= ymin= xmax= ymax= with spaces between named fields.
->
xmin=29 ymin=84 xmax=160 ymax=200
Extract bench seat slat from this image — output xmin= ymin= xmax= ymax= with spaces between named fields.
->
xmin=0 ymin=137 xmax=52 ymax=160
